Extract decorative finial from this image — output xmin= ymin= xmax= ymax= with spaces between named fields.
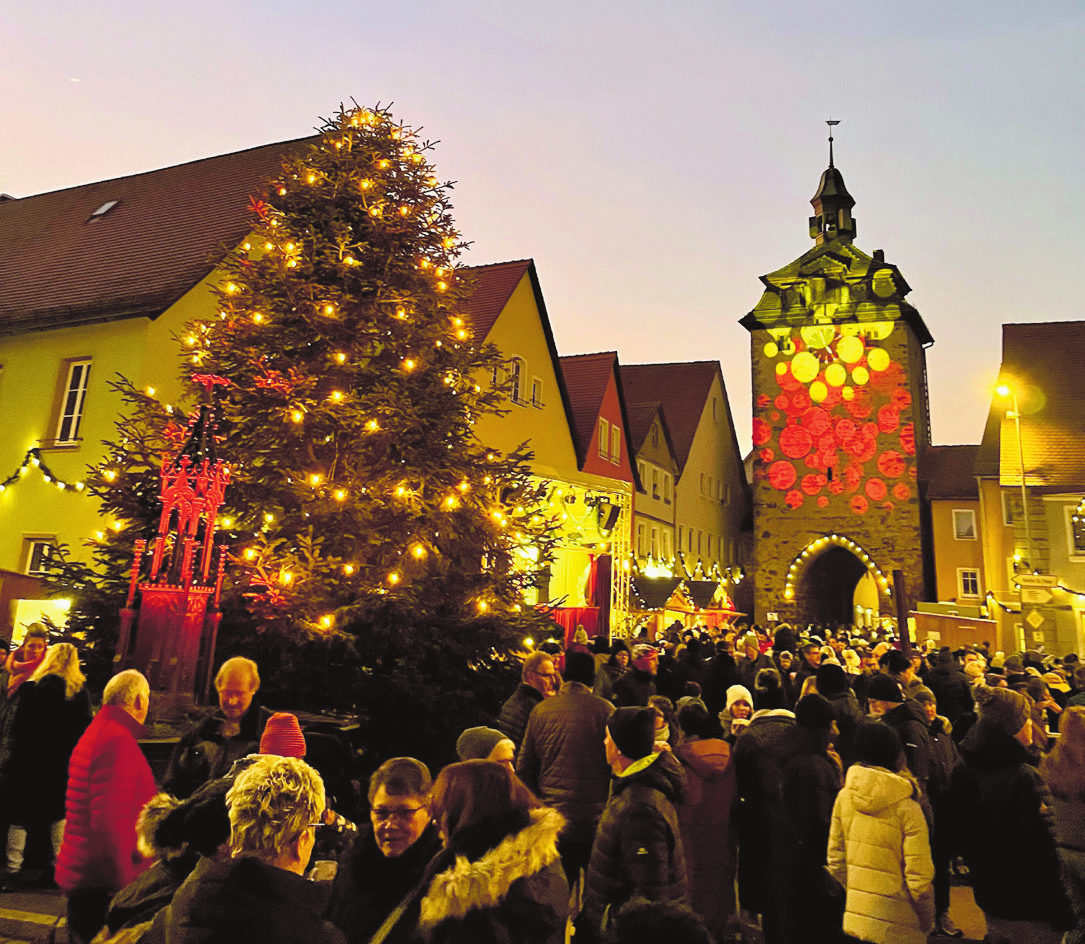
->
xmin=826 ymin=118 xmax=840 ymax=168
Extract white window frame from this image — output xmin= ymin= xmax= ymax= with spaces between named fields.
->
xmin=636 ymin=522 xmax=645 ymax=556
xmin=598 ymin=418 xmax=609 ymax=458
xmin=24 ymin=538 xmax=58 ymax=576
xmin=958 ymin=567 xmax=981 ymax=599
xmin=55 ymin=358 xmax=92 ymax=444
xmin=506 ymin=358 xmax=525 ymax=404
xmin=952 ymin=509 xmax=977 ymax=541
xmin=530 ymin=376 xmax=544 ymax=408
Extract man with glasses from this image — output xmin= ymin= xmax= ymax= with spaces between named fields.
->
xmin=326 ymin=758 xmax=441 ymax=944
xmin=496 ymin=651 xmax=559 ymax=751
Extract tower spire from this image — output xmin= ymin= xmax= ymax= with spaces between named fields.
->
xmin=809 ymin=119 xmax=855 ymax=245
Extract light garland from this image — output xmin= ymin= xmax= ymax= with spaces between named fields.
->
xmin=0 ymin=448 xmax=88 ymax=494
xmin=783 ymin=534 xmax=892 ymax=601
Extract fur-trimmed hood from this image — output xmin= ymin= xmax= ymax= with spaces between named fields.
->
xmin=418 ymin=807 xmax=565 ymax=928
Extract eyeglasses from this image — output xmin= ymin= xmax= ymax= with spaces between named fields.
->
xmin=370 ymin=805 xmax=426 ymax=823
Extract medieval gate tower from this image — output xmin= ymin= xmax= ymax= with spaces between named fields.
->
xmin=740 ymin=130 xmax=934 ymax=628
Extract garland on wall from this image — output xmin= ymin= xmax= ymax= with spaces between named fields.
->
xmin=0 ymin=448 xmax=87 ymax=493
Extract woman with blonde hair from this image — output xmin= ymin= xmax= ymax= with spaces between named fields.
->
xmin=5 ymin=642 xmax=92 ymax=886
xmin=1041 ymin=705 xmax=1085 ymax=944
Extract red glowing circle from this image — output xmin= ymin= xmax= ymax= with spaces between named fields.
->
xmin=892 ymin=482 xmax=912 ymax=501
xmin=774 ymin=394 xmax=789 ymax=410
xmin=802 ymin=473 xmax=826 ymax=495
xmin=834 ymin=418 xmax=857 ymax=446
xmin=786 ymin=490 xmax=804 ymax=508
xmin=790 ymin=391 xmax=811 ymax=413
xmin=877 ymin=404 xmax=900 ymax=433
xmin=768 ymin=460 xmax=797 ymax=491
xmin=865 ymin=478 xmax=887 ymax=501
xmin=803 ymin=407 xmax=832 ymax=437
xmin=877 ymin=450 xmax=905 ymax=478
xmin=817 ymin=495 xmax=829 ymax=507
xmin=779 ymin=425 xmax=814 ymax=459
xmin=759 ymin=448 xmax=775 ymax=463
xmin=900 ymin=423 xmax=916 ymax=456
xmin=845 ymin=386 xmax=874 ymax=419
xmin=757 ymin=394 xmax=772 ymax=408
xmin=850 ymin=495 xmax=869 ymax=515
xmin=752 ymin=417 xmax=772 ymax=446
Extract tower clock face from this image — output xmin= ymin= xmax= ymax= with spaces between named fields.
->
xmin=752 ymin=321 xmax=916 ymax=516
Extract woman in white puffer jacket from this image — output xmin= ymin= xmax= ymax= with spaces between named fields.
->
xmin=827 ymin=723 xmax=935 ymax=944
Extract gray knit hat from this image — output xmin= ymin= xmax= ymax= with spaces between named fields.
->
xmin=456 ymin=726 xmax=510 ymax=761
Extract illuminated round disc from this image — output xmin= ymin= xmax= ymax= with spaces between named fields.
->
xmin=867 ymin=348 xmax=890 ymax=372
xmin=825 ymin=363 xmax=847 ymax=387
xmin=842 ymin=386 xmax=855 ymax=400
xmin=837 ymin=336 xmax=864 ymax=364
xmin=791 ymin=351 xmax=820 ymax=383
xmin=764 ymin=342 xmax=779 ymax=358
xmin=800 ymin=325 xmax=836 ymax=349
xmin=852 ymin=366 xmax=870 ymax=386
xmin=810 ymin=381 xmax=828 ymax=402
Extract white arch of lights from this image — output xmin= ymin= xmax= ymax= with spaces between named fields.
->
xmin=783 ymin=534 xmax=892 ymax=601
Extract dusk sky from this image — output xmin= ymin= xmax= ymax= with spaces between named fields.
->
xmin=5 ymin=1 xmax=1083 ymax=452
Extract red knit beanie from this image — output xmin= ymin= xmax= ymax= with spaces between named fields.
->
xmin=259 ymin=712 xmax=306 ymax=758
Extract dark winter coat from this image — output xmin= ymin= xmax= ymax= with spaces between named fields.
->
xmin=163 ymin=700 xmax=273 ymax=799
xmin=0 ymin=657 xmax=36 ymax=805
xmin=142 ymin=855 xmax=346 ymax=944
xmin=880 ymin=699 xmax=932 ymax=789
xmin=732 ymin=709 xmax=797 ymax=929
xmin=736 ymin=652 xmax=775 ymax=696
xmin=1051 ymin=797 xmax=1085 ymax=944
xmin=925 ymin=715 xmax=961 ymax=799
xmin=928 ymin=664 xmax=974 ymax=728
xmin=517 ymin=681 xmax=614 ymax=845
xmin=675 ymin=737 xmax=737 ymax=935
xmin=55 ymin=705 xmax=157 ymax=895
xmin=822 ymin=688 xmax=866 ymax=770
xmin=495 ymin=683 xmax=544 ymax=749
xmin=416 ymin=808 xmax=569 ymax=944
xmin=592 ymin=660 xmax=625 ymax=703
xmin=952 ymin=720 xmax=1073 ymax=929
xmin=107 ymin=850 xmax=201 ymax=934
xmin=611 ymin=669 xmax=656 ymax=708
xmin=8 ymin=674 xmax=92 ymax=823
xmin=326 ymin=821 xmax=442 ymax=944
xmin=581 ymin=750 xmax=688 ymax=932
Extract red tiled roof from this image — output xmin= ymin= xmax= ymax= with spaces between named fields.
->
xmin=460 ymin=260 xmax=531 ymax=343
xmin=619 ymin=362 xmax=720 ymax=471
xmin=976 ymin=321 xmax=1085 ymax=491
xmin=919 ymin=445 xmax=979 ymax=499
xmin=559 ymin=352 xmax=618 ymax=462
xmin=625 ymin=401 xmax=662 ymax=451
xmin=0 ymin=139 xmax=311 ymax=336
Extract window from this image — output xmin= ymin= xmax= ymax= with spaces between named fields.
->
xmin=638 ymin=461 xmax=648 ymax=492
xmin=636 ymin=522 xmax=645 ymax=555
xmin=1066 ymin=504 xmax=1085 ymax=559
xmin=952 ymin=509 xmax=977 ymax=541
xmin=958 ymin=568 xmax=981 ymax=599
xmin=651 ymin=424 xmax=660 ymax=448
xmin=707 ymin=534 xmax=713 ymax=557
xmin=25 ymin=539 xmax=57 ymax=576
xmin=652 ymin=469 xmax=660 ymax=499
xmin=598 ymin=418 xmax=609 ymax=458
xmin=700 ymin=473 xmax=706 ymax=495
xmin=1001 ymin=491 xmax=1015 ymax=526
xmin=663 ymin=473 xmax=672 ymax=504
xmin=678 ymin=525 xmax=684 ymax=549
xmin=530 ymin=377 xmax=543 ymax=408
xmin=507 ymin=358 xmax=524 ymax=404
xmin=724 ymin=484 xmax=732 ymax=506
xmin=609 ymin=426 xmax=620 ymax=464
xmin=688 ymin=529 xmax=693 ymax=551
xmin=55 ymin=359 xmax=92 ymax=444
xmin=697 ymin=530 xmax=702 ymax=554
xmin=650 ymin=527 xmax=658 ymax=556
xmin=662 ymin=531 xmax=671 ymax=559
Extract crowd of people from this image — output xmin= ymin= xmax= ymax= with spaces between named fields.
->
xmin=0 ymin=618 xmax=1083 ymax=944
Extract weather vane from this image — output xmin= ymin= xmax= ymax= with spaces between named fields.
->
xmin=826 ymin=118 xmax=840 ymax=168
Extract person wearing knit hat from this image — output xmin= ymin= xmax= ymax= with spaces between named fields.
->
xmin=954 ymin=687 xmax=1074 ymax=940
xmin=868 ymin=673 xmax=934 ymax=792
xmin=1001 ymin=653 xmax=1025 ymax=675
xmin=582 ymin=709 xmax=687 ymax=937
xmin=455 ymin=726 xmax=515 ymax=774
xmin=737 ymin=634 xmax=775 ymax=695
xmin=259 ymin=712 xmax=307 ymax=758
xmin=612 ymin=645 xmax=659 ymax=708
xmin=720 ymin=684 xmax=753 ymax=742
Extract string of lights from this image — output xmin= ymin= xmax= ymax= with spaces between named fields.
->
xmin=0 ymin=448 xmax=87 ymax=494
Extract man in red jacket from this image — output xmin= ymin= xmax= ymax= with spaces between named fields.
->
xmin=56 ymin=670 xmax=156 ymax=944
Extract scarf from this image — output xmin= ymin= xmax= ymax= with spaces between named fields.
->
xmin=5 ymin=649 xmax=45 ymax=699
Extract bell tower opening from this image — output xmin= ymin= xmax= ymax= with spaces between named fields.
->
xmin=797 ymin=545 xmax=866 ymax=625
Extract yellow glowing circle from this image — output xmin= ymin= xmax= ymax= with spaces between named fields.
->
xmin=810 ymin=381 xmax=828 ymax=402
xmin=867 ymin=348 xmax=890 ymax=372
xmin=764 ymin=342 xmax=779 ymax=358
xmin=842 ymin=386 xmax=855 ymax=401
xmin=825 ymin=363 xmax=847 ymax=387
xmin=837 ymin=336 xmax=864 ymax=364
xmin=776 ymin=363 xmax=789 ymax=376
xmin=852 ymin=366 xmax=870 ymax=386
xmin=791 ymin=351 xmax=820 ymax=383
xmin=800 ymin=325 xmax=836 ymax=349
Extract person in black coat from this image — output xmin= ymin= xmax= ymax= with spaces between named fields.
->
xmin=952 ymin=686 xmax=1072 ymax=943
xmin=867 ymin=673 xmax=932 ymax=793
xmin=495 ymin=652 xmax=557 ymax=749
xmin=927 ymin=649 xmax=974 ymax=730
xmin=144 ymin=755 xmax=345 ymax=944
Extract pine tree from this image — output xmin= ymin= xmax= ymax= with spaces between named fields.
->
xmin=185 ymin=103 xmax=557 ymax=636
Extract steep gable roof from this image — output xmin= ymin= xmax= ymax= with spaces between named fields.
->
xmin=460 ymin=259 xmax=532 ymax=343
xmin=0 ymin=139 xmax=310 ymax=336
xmin=919 ymin=444 xmax=979 ymax=499
xmin=976 ymin=321 xmax=1085 ymax=491
xmin=619 ymin=361 xmax=720 ymax=471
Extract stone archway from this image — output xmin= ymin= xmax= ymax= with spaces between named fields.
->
xmin=796 ymin=545 xmax=867 ymax=625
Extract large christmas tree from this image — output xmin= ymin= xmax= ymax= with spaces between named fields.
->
xmin=52 ymin=104 xmax=559 ymax=764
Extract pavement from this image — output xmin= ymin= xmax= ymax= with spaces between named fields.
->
xmin=0 ymin=879 xmax=990 ymax=944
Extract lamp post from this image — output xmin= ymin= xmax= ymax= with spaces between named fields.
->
xmin=996 ymin=383 xmax=1034 ymax=570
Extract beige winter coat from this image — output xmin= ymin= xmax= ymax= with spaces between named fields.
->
xmin=827 ymin=764 xmax=934 ymax=944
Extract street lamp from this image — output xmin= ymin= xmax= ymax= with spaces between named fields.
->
xmin=996 ymin=383 xmax=1034 ymax=570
